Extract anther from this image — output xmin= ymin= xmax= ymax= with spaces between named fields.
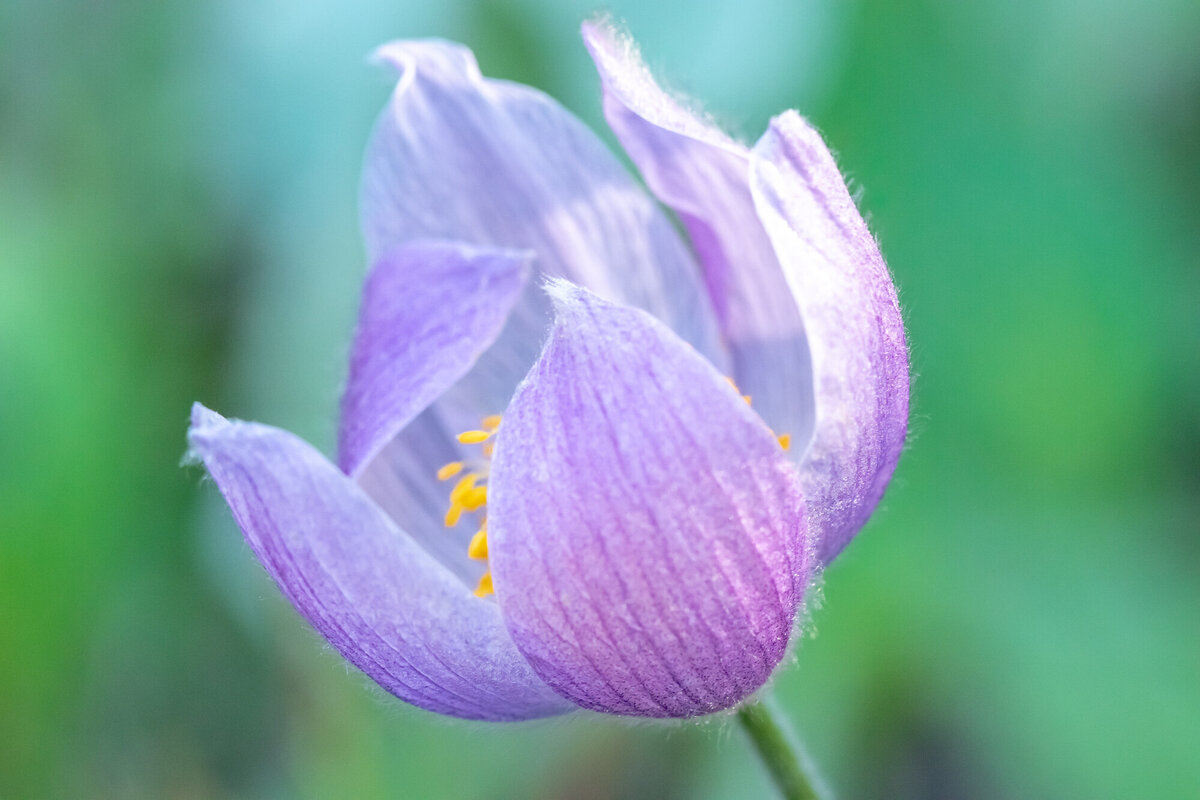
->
xmin=449 ymin=473 xmax=477 ymax=502
xmin=459 ymin=485 xmax=487 ymax=512
xmin=439 ymin=411 xmax=502 ymax=596
xmin=777 ymin=434 xmax=791 ymax=451
xmin=467 ymin=528 xmax=489 ymax=560
xmin=725 ymin=376 xmax=752 ymax=405
xmin=436 ymin=461 xmax=464 ymax=481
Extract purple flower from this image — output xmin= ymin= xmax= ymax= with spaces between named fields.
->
xmin=188 ymin=21 xmax=908 ymax=722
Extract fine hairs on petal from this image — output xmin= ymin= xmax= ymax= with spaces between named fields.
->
xmin=583 ymin=17 xmax=818 ymax=458
xmin=540 ymin=275 xmax=592 ymax=320
xmin=750 ymin=112 xmax=909 ymax=563
xmin=583 ymin=16 xmax=744 ymax=148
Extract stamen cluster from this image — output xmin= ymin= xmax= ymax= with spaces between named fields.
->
xmin=437 ymin=414 xmax=501 ymax=596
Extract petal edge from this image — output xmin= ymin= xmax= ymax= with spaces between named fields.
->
xmin=750 ymin=113 xmax=909 ymax=563
xmin=582 ymin=19 xmax=815 ymax=454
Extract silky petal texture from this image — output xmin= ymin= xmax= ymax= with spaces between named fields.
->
xmin=361 ymin=38 xmax=728 ymax=424
xmin=582 ymin=20 xmax=814 ymax=450
xmin=749 ymin=112 xmax=909 ymax=563
xmin=488 ymin=283 xmax=810 ymax=718
xmin=188 ymin=404 xmax=571 ymax=721
xmin=338 ymin=240 xmax=530 ymax=478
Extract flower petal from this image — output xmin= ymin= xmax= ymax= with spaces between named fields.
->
xmin=488 ymin=283 xmax=810 ymax=718
xmin=582 ymin=20 xmax=813 ymax=446
xmin=189 ymin=403 xmax=572 ymax=721
xmin=750 ymin=112 xmax=909 ymax=563
xmin=337 ymin=240 xmax=530 ymax=478
xmin=362 ymin=38 xmax=727 ymax=382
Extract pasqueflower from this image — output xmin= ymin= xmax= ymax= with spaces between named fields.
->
xmin=188 ymin=20 xmax=908 ymax=721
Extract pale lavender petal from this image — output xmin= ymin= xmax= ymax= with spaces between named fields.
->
xmin=189 ymin=403 xmax=571 ymax=721
xmin=582 ymin=20 xmax=813 ymax=446
xmin=362 ymin=38 xmax=727 ymax=407
xmin=750 ymin=112 xmax=909 ymax=563
xmin=337 ymin=240 xmax=530 ymax=478
xmin=488 ymin=284 xmax=811 ymax=718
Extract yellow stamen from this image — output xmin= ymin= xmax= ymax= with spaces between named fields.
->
xmin=460 ymin=485 xmax=488 ymax=511
xmin=777 ymin=433 xmax=791 ymax=451
xmin=449 ymin=473 xmax=478 ymax=503
xmin=436 ymin=461 xmax=464 ymax=481
xmin=468 ymin=528 xmax=489 ymax=560
xmin=742 ymin=394 xmax=752 ymax=405
xmin=438 ymin=411 xmax=503 ymax=589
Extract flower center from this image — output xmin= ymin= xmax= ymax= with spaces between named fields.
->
xmin=436 ymin=414 xmax=501 ymax=598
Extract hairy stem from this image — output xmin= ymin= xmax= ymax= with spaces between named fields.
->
xmin=735 ymin=696 xmax=829 ymax=800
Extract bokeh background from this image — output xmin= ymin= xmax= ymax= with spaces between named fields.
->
xmin=3 ymin=0 xmax=1198 ymax=797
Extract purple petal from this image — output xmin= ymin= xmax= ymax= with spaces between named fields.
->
xmin=488 ymin=283 xmax=810 ymax=718
xmin=189 ymin=403 xmax=572 ymax=721
xmin=750 ymin=112 xmax=909 ymax=563
xmin=362 ymin=38 xmax=727 ymax=397
xmin=337 ymin=240 xmax=530 ymax=478
xmin=582 ymin=20 xmax=813 ymax=447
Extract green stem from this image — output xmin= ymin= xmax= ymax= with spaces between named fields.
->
xmin=735 ymin=696 xmax=829 ymax=800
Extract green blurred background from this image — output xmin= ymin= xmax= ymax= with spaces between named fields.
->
xmin=2 ymin=0 xmax=1198 ymax=797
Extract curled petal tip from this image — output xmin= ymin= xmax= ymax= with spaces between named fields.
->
xmin=541 ymin=276 xmax=589 ymax=315
xmin=368 ymin=40 xmax=415 ymax=79
xmin=369 ymin=38 xmax=481 ymax=84
xmin=188 ymin=402 xmax=230 ymax=442
xmin=542 ymin=280 xmax=634 ymax=337
xmin=580 ymin=16 xmax=617 ymax=52
xmin=770 ymin=108 xmax=808 ymax=131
